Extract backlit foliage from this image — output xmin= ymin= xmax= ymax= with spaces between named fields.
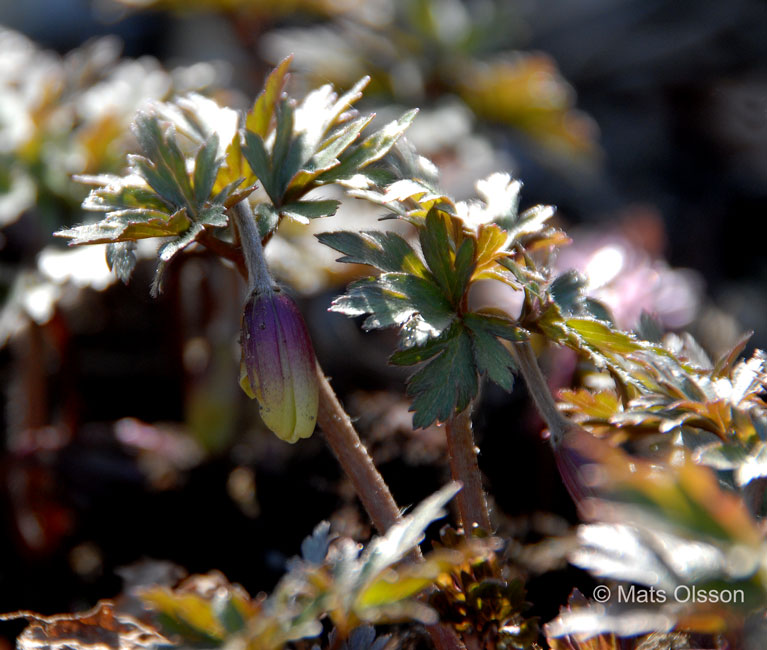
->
xmin=4 ymin=30 xmax=767 ymax=650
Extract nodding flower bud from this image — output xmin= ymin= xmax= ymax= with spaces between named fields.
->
xmin=239 ymin=288 xmax=319 ymax=443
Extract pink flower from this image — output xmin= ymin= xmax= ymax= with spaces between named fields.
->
xmin=555 ymin=228 xmax=701 ymax=331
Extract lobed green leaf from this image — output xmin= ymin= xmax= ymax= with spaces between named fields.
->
xmin=105 ymin=241 xmax=137 ymax=285
xmin=549 ymin=270 xmax=587 ymax=315
xmin=132 ymin=113 xmax=195 ymax=210
xmin=315 ymin=110 xmax=418 ymax=184
xmin=192 ymin=134 xmax=221 ymax=208
xmin=330 ymin=273 xmax=453 ymax=333
xmin=407 ymin=324 xmax=477 ymax=428
xmin=57 ymin=209 xmax=190 ymax=245
xmin=318 ymin=230 xmax=426 ymax=275
xmin=464 ymin=314 xmax=524 ymax=391
xmin=242 ymin=130 xmax=274 ymax=197
xmin=271 ymin=101 xmax=297 ymax=197
xmin=419 ymin=208 xmax=475 ymax=305
xmin=280 ymin=200 xmax=340 ymax=222
xmin=390 ymin=324 xmax=459 ymax=366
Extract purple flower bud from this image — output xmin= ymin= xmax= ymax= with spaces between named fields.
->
xmin=239 ymin=288 xmax=319 ymax=443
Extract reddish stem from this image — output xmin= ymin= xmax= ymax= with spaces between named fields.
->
xmin=315 ymin=367 xmax=402 ymax=534
xmin=445 ymin=408 xmax=492 ymax=531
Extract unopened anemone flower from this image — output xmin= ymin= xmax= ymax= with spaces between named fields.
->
xmin=239 ymin=287 xmax=319 ymax=444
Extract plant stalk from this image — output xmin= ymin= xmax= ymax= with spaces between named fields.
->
xmin=445 ymin=408 xmax=492 ymax=531
xmin=229 ymin=202 xmax=466 ymax=650
xmin=230 ymin=201 xmax=273 ymax=294
xmin=315 ymin=367 xmax=402 ymax=534
xmin=512 ymin=340 xmax=572 ymax=447
xmin=315 ymin=369 xmax=468 ymax=650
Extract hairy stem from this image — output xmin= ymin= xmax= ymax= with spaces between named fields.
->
xmin=445 ymin=408 xmax=492 ymax=531
xmin=230 ymin=199 xmax=402 ymax=534
xmin=229 ymin=201 xmax=272 ymax=294
xmin=513 ymin=340 xmax=572 ymax=447
xmin=315 ymin=367 xmax=402 ymax=534
xmin=316 ymin=369 xmax=466 ymax=649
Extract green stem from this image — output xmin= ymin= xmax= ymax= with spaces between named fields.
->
xmin=229 ymin=200 xmax=273 ymax=294
xmin=445 ymin=407 xmax=492 ymax=531
xmin=512 ymin=340 xmax=572 ymax=447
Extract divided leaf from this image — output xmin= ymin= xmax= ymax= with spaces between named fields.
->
xmin=419 ymin=209 xmax=475 ymax=305
xmin=241 ymin=73 xmax=415 ymax=221
xmin=280 ymin=200 xmax=340 ymax=222
xmin=141 ymin=572 xmax=262 ymax=645
xmin=323 ymin=203 xmax=529 ymax=426
xmin=58 ymin=109 xmax=243 ymax=289
xmin=314 ymin=109 xmax=418 ymax=185
xmin=58 ymin=174 xmax=191 ymax=245
xmin=57 ymin=62 xmax=405 ymax=291
xmin=390 ymin=316 xmax=526 ymax=428
xmin=106 ymin=241 xmax=137 ymax=284
xmin=133 ymin=485 xmax=463 ymax=650
xmin=464 ymin=312 xmax=523 ymax=391
xmin=330 ymin=273 xmax=454 ymax=332
xmin=317 ymin=230 xmax=426 ymax=275
xmin=405 ymin=324 xmax=478 ymax=428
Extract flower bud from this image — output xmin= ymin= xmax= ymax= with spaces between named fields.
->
xmin=239 ymin=288 xmax=319 ymax=443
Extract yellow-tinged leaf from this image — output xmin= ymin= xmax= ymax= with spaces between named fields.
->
xmin=214 ymin=133 xmax=255 ymax=193
xmin=566 ymin=318 xmax=642 ymax=355
xmin=676 ymin=461 xmax=763 ymax=546
xmin=246 ymin=56 xmax=292 ymax=138
xmin=139 ymin=572 xmax=262 ymax=642
xmin=675 ymin=609 xmax=730 ymax=634
xmin=356 ymin=550 xmax=463 ymax=609
xmin=140 ymin=588 xmax=225 ymax=639
xmin=473 ymin=223 xmax=509 ymax=275
xmin=357 ymin=572 xmax=436 ymax=609
xmin=671 ymin=399 xmax=731 ymax=437
xmin=596 ymin=446 xmax=765 ymax=546
xmin=57 ymin=209 xmax=191 ymax=246
xmin=457 ymin=54 xmax=600 ymax=159
xmin=559 ymin=389 xmax=622 ymax=421
xmin=524 ymin=229 xmax=571 ymax=252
